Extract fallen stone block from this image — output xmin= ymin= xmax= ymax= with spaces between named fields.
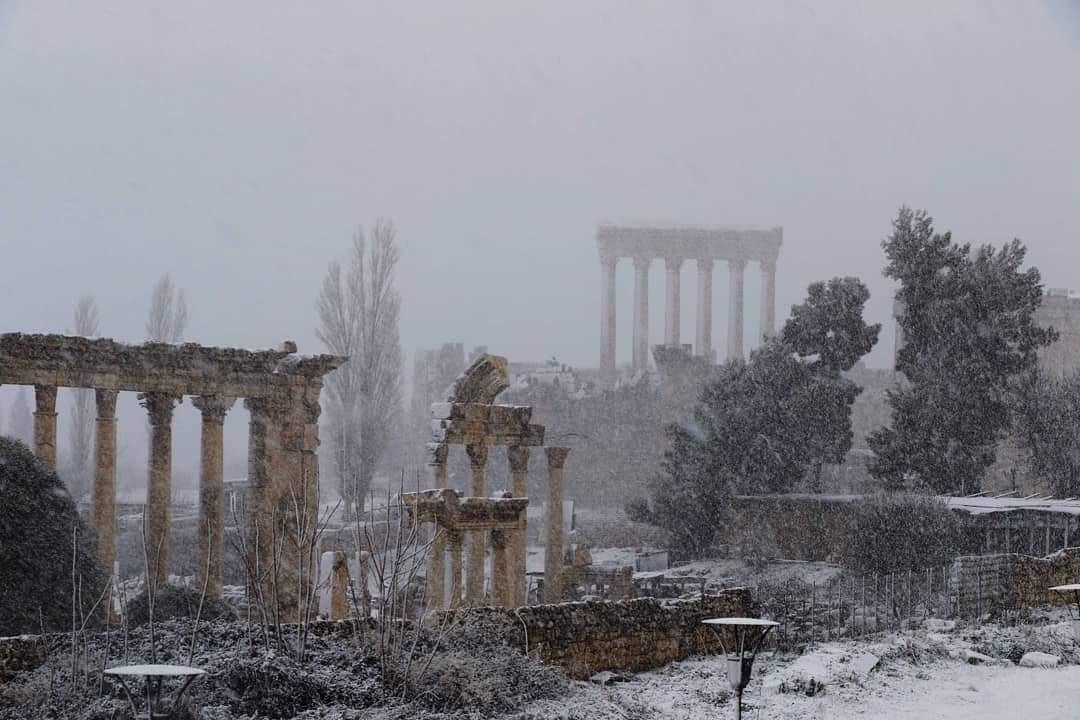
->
xmin=1018 ymin=652 xmax=1060 ymax=668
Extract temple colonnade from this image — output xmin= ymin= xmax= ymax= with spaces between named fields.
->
xmin=597 ymin=224 xmax=783 ymax=370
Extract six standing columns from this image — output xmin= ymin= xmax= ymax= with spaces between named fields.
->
xmin=599 ymin=253 xmax=776 ymax=368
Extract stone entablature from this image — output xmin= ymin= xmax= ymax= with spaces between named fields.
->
xmin=0 ymin=332 xmax=345 ymax=622
xmin=596 ymin=223 xmax=782 ymax=372
xmin=596 ymin=223 xmax=782 ymax=264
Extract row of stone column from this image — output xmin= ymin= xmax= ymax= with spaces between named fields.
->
xmin=21 ymin=383 xmax=234 ymax=595
xmin=425 ymin=443 xmax=570 ymax=609
xmin=600 ymin=255 xmax=777 ymax=371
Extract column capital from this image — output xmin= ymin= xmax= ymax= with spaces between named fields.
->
xmin=729 ymin=256 xmax=749 ymax=272
xmin=544 ymin=446 xmax=571 ymax=469
xmin=465 ymin=443 xmax=489 ymax=471
xmin=632 ymin=255 xmax=651 ymax=271
xmin=426 ymin=442 xmax=449 ymax=467
xmin=664 ymin=256 xmax=684 ymax=272
xmin=95 ymin=389 xmax=119 ymax=420
xmin=697 ymin=256 xmax=715 ymax=271
xmin=34 ymin=385 xmax=57 ymax=415
xmin=507 ymin=445 xmax=530 ymax=474
xmin=139 ymin=391 xmax=181 ymax=426
xmin=599 ymin=252 xmax=619 ymax=269
xmin=760 ymin=257 xmax=777 ymax=271
xmin=192 ymin=394 xmax=236 ymax=423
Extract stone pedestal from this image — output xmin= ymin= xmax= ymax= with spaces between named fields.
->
xmin=193 ymin=394 xmax=234 ymax=598
xmin=92 ymin=389 xmax=118 ymax=574
xmin=465 ymin=443 xmax=489 ymax=605
xmin=33 ymin=385 xmax=58 ymax=471
xmin=507 ymin=445 xmax=530 ymax=606
xmin=140 ymin=392 xmax=180 ymax=588
xmin=544 ymin=447 xmax=570 ymax=603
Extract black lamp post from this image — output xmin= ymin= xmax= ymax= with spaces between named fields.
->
xmin=702 ymin=617 xmax=778 ymax=720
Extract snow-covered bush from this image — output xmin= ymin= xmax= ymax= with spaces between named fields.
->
xmin=840 ymin=494 xmax=965 ymax=575
xmin=0 ymin=436 xmax=105 ymax=635
xmin=125 ymin=583 xmax=237 ymax=627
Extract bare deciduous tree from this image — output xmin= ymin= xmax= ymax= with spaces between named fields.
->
xmin=68 ymin=295 xmax=99 ymax=500
xmin=145 ymin=273 xmax=188 ymax=343
xmin=317 ymin=220 xmax=404 ymax=517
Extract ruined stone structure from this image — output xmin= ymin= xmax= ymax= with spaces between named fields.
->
xmin=408 ymin=354 xmax=577 ymax=609
xmin=0 ymin=333 xmax=344 ymax=620
xmin=596 ymin=223 xmax=783 ymax=370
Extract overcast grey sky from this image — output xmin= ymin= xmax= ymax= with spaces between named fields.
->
xmin=3 ymin=0 xmax=1080 ymax=470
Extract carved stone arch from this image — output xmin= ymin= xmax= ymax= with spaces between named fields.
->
xmin=446 ymin=354 xmax=510 ymax=404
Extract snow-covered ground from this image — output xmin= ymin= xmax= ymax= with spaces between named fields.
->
xmin=511 ymin=616 xmax=1080 ymax=719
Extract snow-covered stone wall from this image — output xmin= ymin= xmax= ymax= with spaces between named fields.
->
xmin=461 ymin=590 xmax=753 ymax=679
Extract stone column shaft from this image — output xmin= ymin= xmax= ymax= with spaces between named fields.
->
xmin=728 ymin=258 xmax=747 ymax=361
xmin=140 ymin=392 xmax=180 ymax=588
xmin=193 ymin=394 xmax=235 ymax=598
xmin=33 ymin=385 xmax=58 ymax=471
xmin=330 ymin=550 xmax=350 ymax=621
xmin=426 ymin=443 xmax=449 ymax=609
xmin=92 ymin=389 xmax=119 ymax=575
xmin=465 ymin=443 xmax=489 ymax=605
xmin=544 ymin=447 xmax=570 ymax=603
xmin=448 ymin=531 xmax=464 ymax=610
xmin=632 ymin=257 xmax=651 ymax=370
xmin=600 ymin=255 xmax=618 ymax=371
xmin=508 ymin=445 xmax=530 ymax=606
xmin=760 ymin=259 xmax=777 ymax=342
xmin=696 ymin=258 xmax=714 ymax=361
xmin=664 ymin=257 xmax=682 ymax=346
xmin=491 ymin=528 xmax=511 ymax=607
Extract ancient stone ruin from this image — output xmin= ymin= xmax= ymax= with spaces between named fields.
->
xmin=596 ymin=223 xmax=783 ymax=369
xmin=405 ymin=353 xmax=574 ymax=608
xmin=0 ymin=333 xmax=345 ymax=620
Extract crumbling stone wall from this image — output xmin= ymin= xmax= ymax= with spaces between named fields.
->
xmin=461 ymin=590 xmax=752 ymax=679
xmin=0 ymin=636 xmax=46 ymax=680
xmin=950 ymin=548 xmax=1080 ymax=615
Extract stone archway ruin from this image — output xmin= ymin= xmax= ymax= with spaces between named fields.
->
xmin=0 ymin=333 xmax=345 ymax=621
xmin=408 ymin=354 xmax=571 ymax=608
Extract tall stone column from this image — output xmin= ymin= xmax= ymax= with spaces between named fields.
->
xmin=664 ymin=257 xmax=683 ymax=346
xmin=140 ymin=391 xmax=181 ymax=588
xmin=92 ymin=389 xmax=119 ymax=575
xmin=192 ymin=394 xmax=235 ymax=598
xmin=760 ymin=258 xmax=777 ymax=342
xmin=543 ymin=447 xmax=570 ymax=604
xmin=696 ymin=257 xmax=714 ymax=361
xmin=507 ymin=445 xmax=530 ymax=606
xmin=600 ymin=254 xmax=618 ymax=372
xmin=632 ymin=256 xmax=651 ymax=370
xmin=727 ymin=257 xmax=747 ymax=361
xmin=426 ymin=443 xmax=449 ymax=609
xmin=490 ymin=527 xmax=511 ymax=607
xmin=465 ymin=443 xmax=489 ymax=605
xmin=33 ymin=385 xmax=58 ymax=471
xmin=448 ymin=530 xmax=464 ymax=610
